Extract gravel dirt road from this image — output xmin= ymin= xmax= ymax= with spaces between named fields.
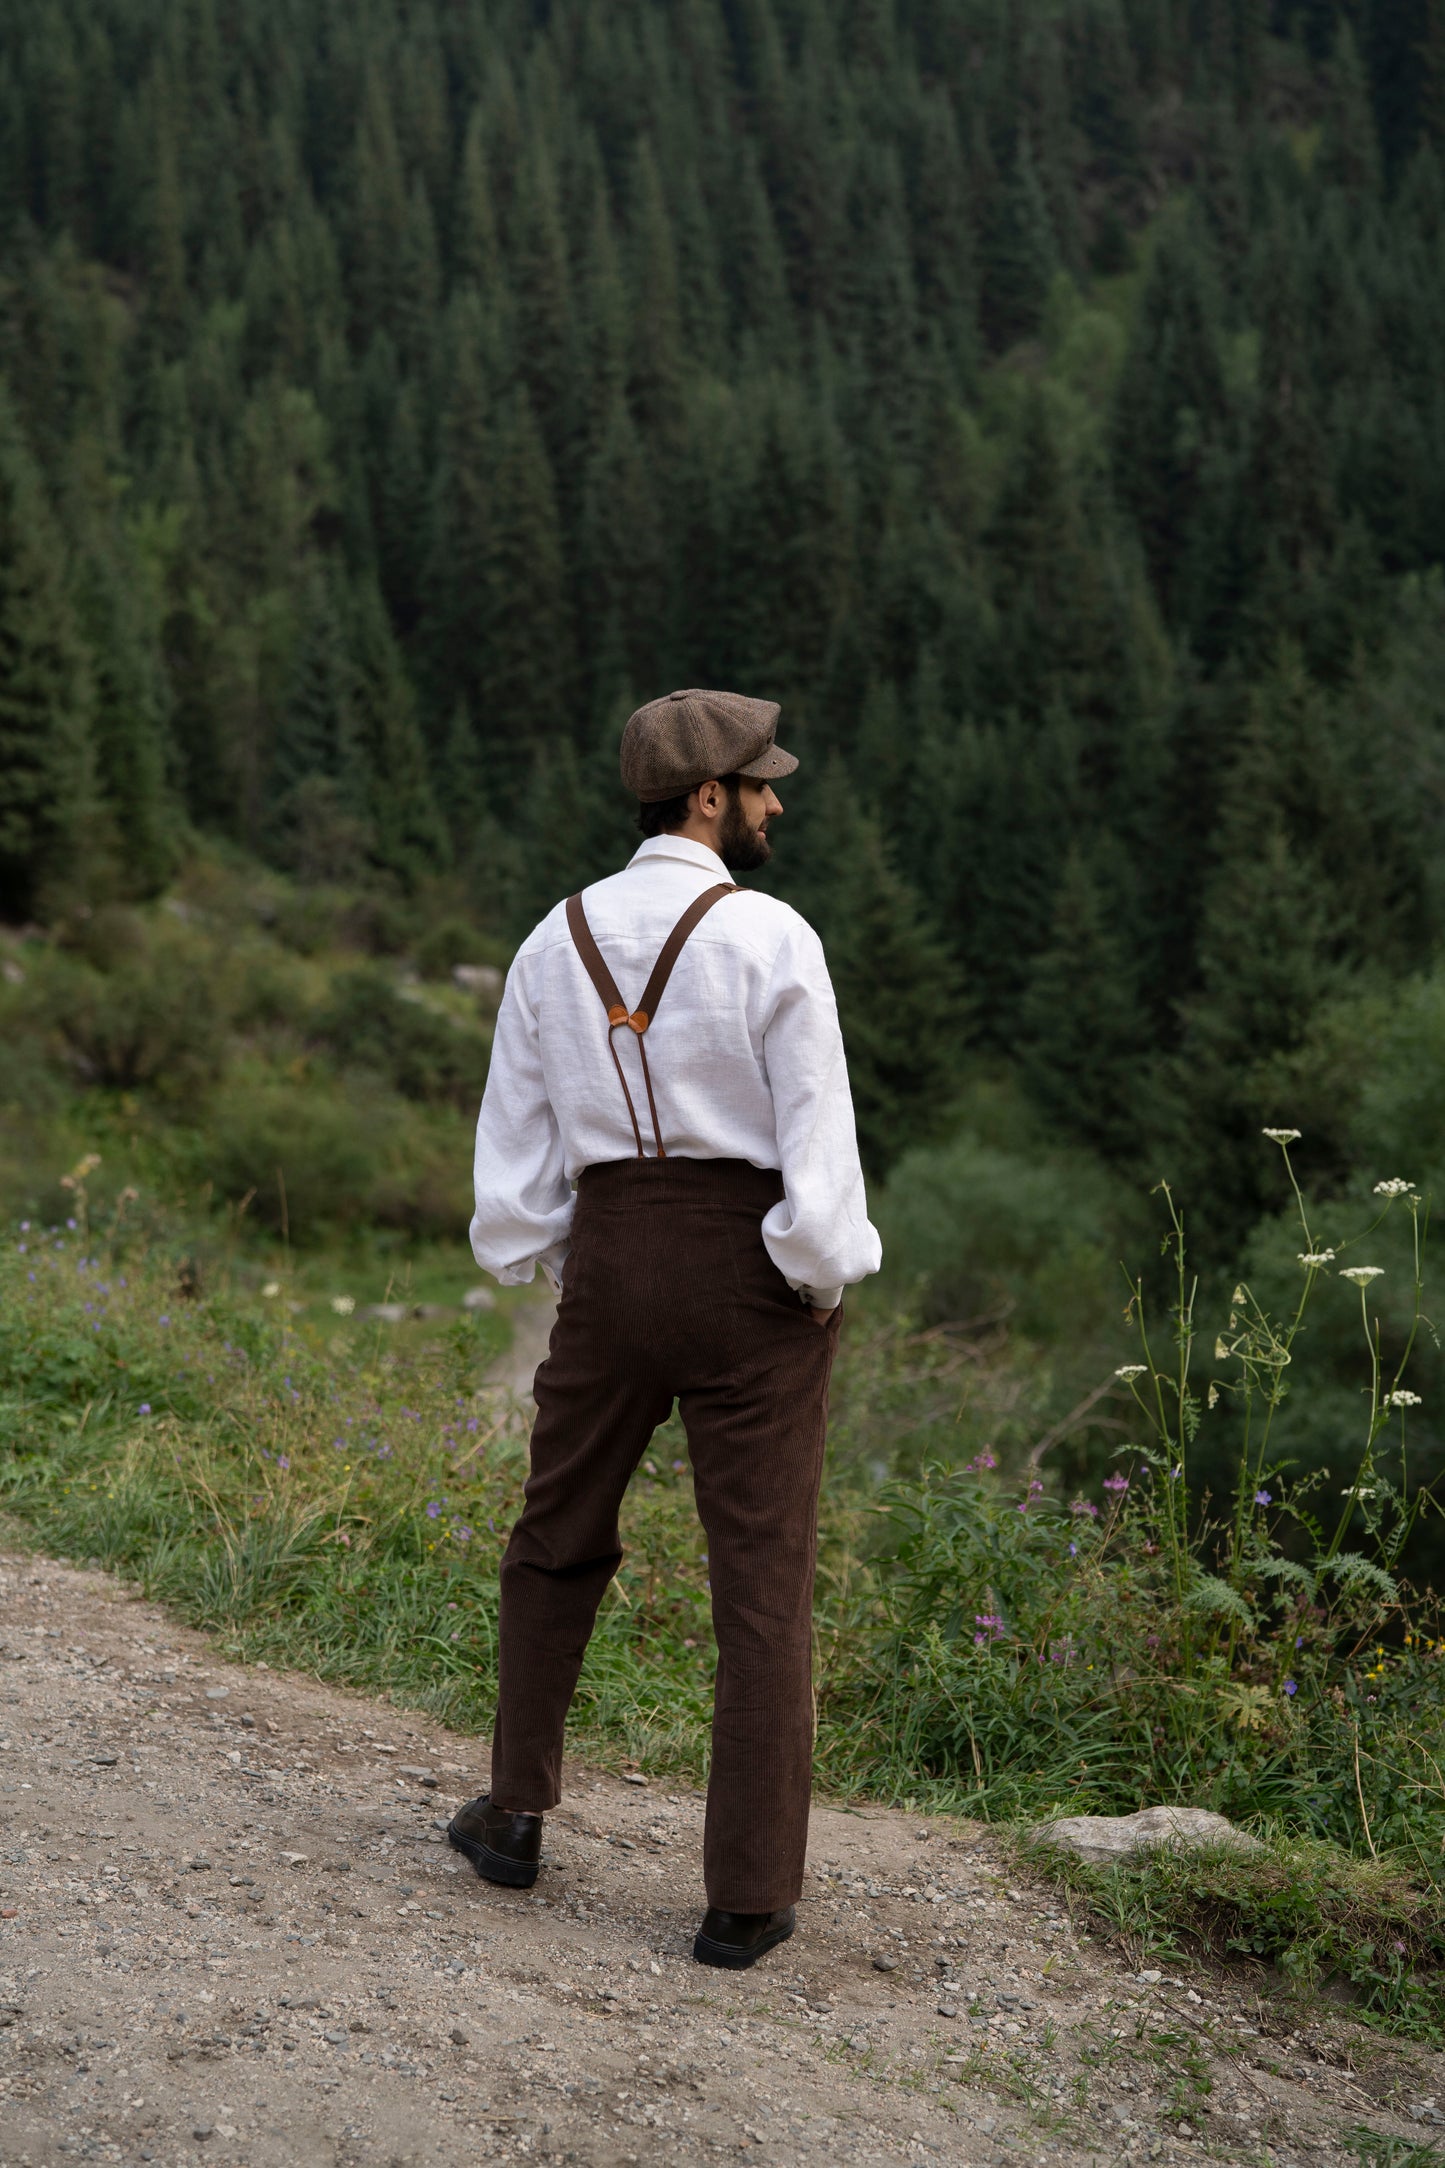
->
xmin=1 ymin=1549 xmax=1439 ymax=2168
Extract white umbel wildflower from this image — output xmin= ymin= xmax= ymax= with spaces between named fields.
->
xmin=1385 ymin=1390 xmax=1422 ymax=1409
xmin=1114 ymin=1364 xmax=1147 ymax=1381
xmin=1373 ymin=1178 xmax=1414 ymax=1198
xmin=1298 ymin=1250 xmax=1336 ymax=1267
xmin=1340 ymin=1266 xmax=1384 ymax=1287
xmin=330 ymin=1294 xmax=356 ymax=1315
xmin=261 ymin=1280 xmax=281 ymax=1299
xmin=1262 ymin=1127 xmax=1302 ymax=1144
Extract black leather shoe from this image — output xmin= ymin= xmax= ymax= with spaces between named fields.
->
xmin=693 ymin=1905 xmax=796 ymax=1969
xmin=447 ymin=1793 xmax=543 ymax=1889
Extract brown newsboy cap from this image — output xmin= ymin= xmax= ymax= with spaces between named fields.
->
xmin=620 ymin=688 xmax=799 ymax=803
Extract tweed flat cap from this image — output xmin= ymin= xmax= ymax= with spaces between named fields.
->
xmin=620 ymin=688 xmax=799 ymax=802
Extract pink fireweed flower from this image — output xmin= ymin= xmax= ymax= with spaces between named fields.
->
xmin=1070 ymin=1499 xmax=1100 ymax=1518
xmin=1103 ymin=1473 xmax=1130 ymax=1493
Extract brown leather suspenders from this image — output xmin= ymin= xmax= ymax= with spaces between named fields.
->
xmin=565 ymin=884 xmax=738 ymax=1159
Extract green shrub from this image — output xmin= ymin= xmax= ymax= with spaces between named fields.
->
xmin=204 ymin=1073 xmax=388 ymax=1234
xmin=22 ymin=926 xmax=224 ymax=1095
xmin=877 ymin=1126 xmax=1141 ymax=1338
xmin=311 ymin=964 xmax=490 ymax=1108
xmin=413 ymin=915 xmax=510 ymax=981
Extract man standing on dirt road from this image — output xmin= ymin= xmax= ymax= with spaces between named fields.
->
xmin=454 ymin=689 xmax=881 ymax=1970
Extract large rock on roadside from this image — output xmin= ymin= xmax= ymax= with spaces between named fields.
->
xmin=1028 ymin=1806 xmax=1264 ymax=1867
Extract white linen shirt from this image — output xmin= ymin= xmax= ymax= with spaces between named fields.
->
xmin=469 ymin=834 xmax=881 ymax=1311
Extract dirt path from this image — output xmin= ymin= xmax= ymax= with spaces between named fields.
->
xmin=0 ymin=1552 xmax=1439 ymax=2168
xmin=487 ymin=1295 xmax=558 ymax=1403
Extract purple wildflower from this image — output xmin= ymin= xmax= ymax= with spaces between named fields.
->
xmin=1255 ymin=1489 xmax=1271 ymax=1505
xmin=1283 ymin=1678 xmax=1297 ymax=1696
xmin=138 ymin=1402 xmax=151 ymax=1415
xmin=1103 ymin=1473 xmax=1130 ymax=1493
xmin=277 ymin=1455 xmax=290 ymax=1471
xmin=426 ymin=1502 xmax=442 ymax=1520
xmin=1070 ymin=1498 xmax=1100 ymax=1518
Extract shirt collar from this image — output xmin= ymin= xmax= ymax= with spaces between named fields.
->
xmin=626 ymin=835 xmax=736 ymax=885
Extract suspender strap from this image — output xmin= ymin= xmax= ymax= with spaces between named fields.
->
xmin=635 ymin=883 xmax=737 ymax=1032
xmin=564 ymin=883 xmax=738 ymax=1158
xmin=565 ymin=894 xmax=628 ymax=1022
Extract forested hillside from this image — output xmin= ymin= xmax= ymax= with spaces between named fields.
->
xmin=3 ymin=0 xmax=1445 ymax=1252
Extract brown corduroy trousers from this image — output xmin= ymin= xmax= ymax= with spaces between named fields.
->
xmin=490 ymin=1157 xmax=841 ymax=1913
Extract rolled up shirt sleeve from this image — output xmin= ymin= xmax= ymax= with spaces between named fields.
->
xmin=470 ymin=947 xmax=575 ymax=1288
xmin=757 ymin=922 xmax=881 ymax=1305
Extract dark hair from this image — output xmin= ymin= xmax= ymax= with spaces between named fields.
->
xmin=636 ymin=774 xmax=742 ymax=838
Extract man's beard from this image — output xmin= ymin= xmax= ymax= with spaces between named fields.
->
xmin=718 ymin=792 xmax=772 ymax=872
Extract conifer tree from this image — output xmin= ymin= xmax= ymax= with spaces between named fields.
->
xmin=453 ymin=106 xmax=502 ymax=294
xmin=0 ymin=393 xmax=93 ymax=917
xmin=1317 ymin=22 xmax=1384 ymax=196
xmin=978 ymin=134 xmax=1059 ymax=350
xmin=348 ymin=70 xmax=410 ymax=348
xmin=1018 ymin=848 xmax=1152 ymax=1162
xmin=420 ymin=294 xmax=494 ymax=724
xmin=1110 ymin=202 xmax=1232 ymax=626
xmin=626 ymin=138 xmax=684 ymax=440
xmin=353 ymin=580 xmax=450 ymax=889
xmin=439 ymin=700 xmax=489 ymax=867
xmin=482 ymin=390 xmax=573 ymax=763
xmin=511 ymin=139 xmax=573 ymax=466
xmin=784 ymin=758 xmax=965 ymax=1179
xmin=1421 ymin=0 xmax=1445 ymax=153
xmin=75 ymin=546 xmax=176 ymax=898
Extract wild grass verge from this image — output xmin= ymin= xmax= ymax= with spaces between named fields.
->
xmin=1012 ymin=1830 xmax=1445 ymax=2043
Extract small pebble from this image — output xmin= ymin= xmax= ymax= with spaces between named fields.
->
xmin=937 ymin=2001 xmax=959 ymax=2018
xmin=450 ymin=2026 xmax=469 ymax=2046
xmin=624 ymin=1772 xmax=648 ymax=1786
xmin=872 ymin=1955 xmax=898 ymax=1972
